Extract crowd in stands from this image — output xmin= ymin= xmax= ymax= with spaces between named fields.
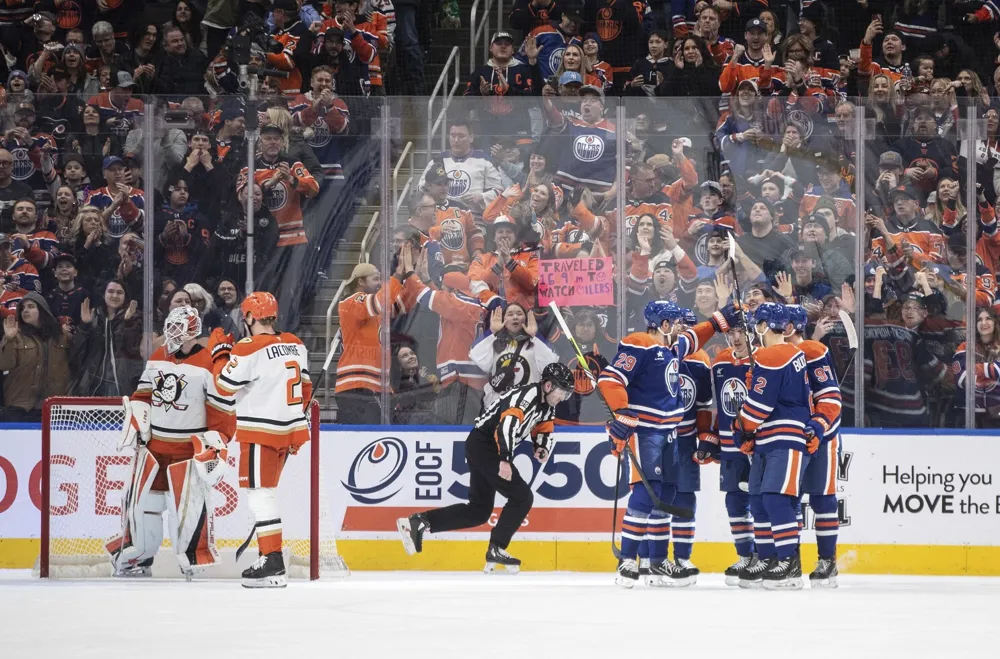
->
xmin=336 ymin=0 xmax=1000 ymax=430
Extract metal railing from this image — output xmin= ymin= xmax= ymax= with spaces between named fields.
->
xmin=322 ymin=280 xmax=349 ymax=411
xmin=360 ymin=210 xmax=380 ymax=264
xmin=392 ymin=141 xmax=415 ymax=225
xmin=470 ymin=0 xmax=504 ymax=72
xmin=426 ymin=46 xmax=462 ymax=162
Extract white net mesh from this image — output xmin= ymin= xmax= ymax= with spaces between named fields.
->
xmin=38 ymin=398 xmax=347 ymax=579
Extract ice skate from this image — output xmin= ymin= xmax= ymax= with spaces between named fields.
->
xmin=241 ymin=552 xmax=287 ymax=588
xmin=397 ymin=513 xmax=430 ymax=555
xmin=484 ymin=543 xmax=521 ymax=574
xmin=615 ymin=558 xmax=639 ymax=588
xmin=738 ymin=554 xmax=770 ymax=589
xmin=676 ymin=558 xmax=700 ymax=585
xmin=655 ymin=559 xmax=695 ymax=588
xmin=809 ymin=558 xmax=839 ymax=588
xmin=762 ymin=554 xmax=803 ymax=591
xmin=113 ymin=557 xmax=153 ymax=578
xmin=724 ymin=555 xmax=753 ymax=587
xmin=639 ymin=558 xmax=654 ymax=586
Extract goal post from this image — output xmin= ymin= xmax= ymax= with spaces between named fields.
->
xmin=37 ymin=396 xmax=347 ymax=579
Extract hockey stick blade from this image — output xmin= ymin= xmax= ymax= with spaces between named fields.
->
xmin=547 ymin=302 xmax=694 ymax=519
xmin=836 ymin=309 xmax=858 ymax=384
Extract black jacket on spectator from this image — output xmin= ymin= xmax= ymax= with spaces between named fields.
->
xmin=46 ymin=285 xmax=90 ymax=327
xmin=37 ymin=93 xmax=86 ymax=147
xmin=509 ymin=0 xmax=563 ymax=35
xmin=0 ymin=179 xmax=35 ymax=228
xmin=70 ymin=305 xmax=144 ymax=397
xmin=656 ymin=62 xmax=721 ymax=98
xmin=204 ymin=205 xmax=279 ymax=289
xmin=62 ymin=234 xmax=118 ymax=295
xmin=66 ymin=132 xmax=124 ymax=188
xmin=738 ymin=230 xmax=795 ymax=280
xmin=153 ymin=48 xmax=210 ymax=98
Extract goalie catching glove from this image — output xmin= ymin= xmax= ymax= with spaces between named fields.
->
xmin=192 ymin=430 xmax=229 ymax=486
xmin=607 ymin=408 xmax=638 ymax=456
xmin=693 ymin=432 xmax=720 ymax=464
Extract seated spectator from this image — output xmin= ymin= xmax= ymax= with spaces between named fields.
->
xmin=87 ymin=71 xmax=144 ymax=143
xmin=519 ymin=9 xmax=583 ymax=82
xmin=10 ymin=198 xmax=59 ymax=274
xmin=390 ymin=343 xmax=440 ymax=425
xmin=163 ymin=1 xmax=203 ymax=53
xmin=0 ymin=292 xmax=71 ymax=421
xmin=419 ymin=120 xmax=502 ymax=215
xmin=215 ymin=278 xmax=243 ymax=336
xmin=70 ymin=279 xmax=143 ymax=396
xmin=3 ymin=102 xmax=58 ymax=208
xmin=266 ymin=0 xmax=313 ymax=95
xmin=737 ymin=199 xmax=794 ymax=279
xmin=624 ymin=30 xmax=670 ymax=98
xmin=153 ymin=26 xmax=211 ymax=98
xmin=951 ymin=307 xmax=1000 ymax=428
xmin=61 ymin=206 xmax=118 ymax=293
xmin=581 ymin=32 xmax=613 ymax=92
xmin=800 ymin=212 xmax=852 ymax=288
xmin=61 ymin=44 xmax=99 ymax=96
xmin=45 ymin=254 xmax=89 ymax=328
xmin=0 ymin=148 xmax=34 ymax=226
xmin=656 ymin=35 xmax=720 ymax=97
xmin=85 ymin=155 xmax=144 ymax=241
xmin=776 ymin=245 xmax=834 ymax=308
xmin=470 ymin=302 xmax=559 ymax=407
xmin=124 ymin=23 xmax=160 ymax=95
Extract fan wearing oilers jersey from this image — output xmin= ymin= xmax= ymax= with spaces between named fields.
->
xmin=698 ymin=319 xmax=756 ymax=586
xmin=542 ymin=83 xmax=616 ymax=194
xmin=598 ymin=299 xmax=735 ymax=588
xmin=732 ymin=302 xmax=815 ymax=591
xmin=785 ymin=304 xmax=842 ymax=588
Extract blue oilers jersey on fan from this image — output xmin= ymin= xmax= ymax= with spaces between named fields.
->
xmin=676 ymin=351 xmax=713 ymax=440
xmin=598 ymin=324 xmax=716 ymax=431
xmin=739 ymin=343 xmax=813 ymax=454
xmin=552 ymin=117 xmax=617 ymax=193
xmin=711 ymin=346 xmax=752 ymax=460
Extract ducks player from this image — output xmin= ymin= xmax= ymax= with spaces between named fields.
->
xmin=398 ymin=363 xmax=575 ymax=573
xmin=600 ymin=300 xmax=735 ymax=588
xmin=786 ymin=305 xmax=842 ymax=587
xmin=109 ymin=306 xmax=235 ymax=578
xmin=696 ymin=321 xmax=757 ymax=584
xmin=215 ymin=292 xmax=312 ymax=588
xmin=732 ymin=302 xmax=815 ymax=590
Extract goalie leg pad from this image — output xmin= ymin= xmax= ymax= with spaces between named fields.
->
xmin=106 ymin=447 xmax=165 ymax=570
xmin=247 ymin=487 xmax=283 ymax=556
xmin=119 ymin=396 xmax=151 ymax=452
xmin=166 ymin=459 xmax=219 ymax=572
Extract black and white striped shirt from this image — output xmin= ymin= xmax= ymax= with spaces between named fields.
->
xmin=474 ymin=383 xmax=555 ymax=460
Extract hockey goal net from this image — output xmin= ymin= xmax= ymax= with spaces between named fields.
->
xmin=37 ymin=397 xmax=348 ymax=579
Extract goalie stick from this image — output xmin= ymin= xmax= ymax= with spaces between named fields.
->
xmin=547 ymin=302 xmax=695 ymax=559
xmin=836 ymin=309 xmax=859 ymax=384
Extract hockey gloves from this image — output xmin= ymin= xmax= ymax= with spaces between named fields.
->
xmin=710 ymin=304 xmax=744 ymax=334
xmin=804 ymin=419 xmax=825 ymax=454
xmin=733 ymin=419 xmax=755 ymax=454
xmin=607 ymin=409 xmax=638 ymax=457
xmin=693 ymin=432 xmax=720 ymax=464
xmin=207 ymin=327 xmax=235 ymax=376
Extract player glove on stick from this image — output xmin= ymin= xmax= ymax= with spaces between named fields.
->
xmin=804 ymin=419 xmax=825 ymax=454
xmin=693 ymin=432 xmax=720 ymax=464
xmin=607 ymin=408 xmax=638 ymax=456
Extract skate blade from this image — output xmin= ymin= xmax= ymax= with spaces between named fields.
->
xmin=762 ymin=577 xmax=803 ymax=591
xmin=396 ymin=518 xmax=417 ymax=556
xmin=809 ymin=577 xmax=838 ymax=589
xmin=484 ymin=562 xmax=520 ymax=575
xmin=738 ymin=579 xmax=763 ymax=590
xmin=643 ymin=575 xmax=662 ymax=587
xmin=724 ymin=575 xmax=741 ymax=587
xmin=241 ymin=574 xmax=288 ymax=589
xmin=660 ymin=576 xmax=695 ymax=588
xmin=113 ymin=569 xmax=151 ymax=578
xmin=615 ymin=575 xmax=638 ymax=589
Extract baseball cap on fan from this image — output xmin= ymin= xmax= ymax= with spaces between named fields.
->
xmin=115 ymin=70 xmax=137 ymax=88
xmin=491 ymin=31 xmax=514 ymax=45
xmin=745 ymin=18 xmax=766 ymax=32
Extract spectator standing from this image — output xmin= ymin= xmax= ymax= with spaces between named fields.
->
xmin=584 ymin=0 xmax=654 ymax=81
xmin=0 ymin=149 xmax=34 ymax=226
xmin=45 ymin=254 xmax=89 ymax=328
xmin=61 ymin=206 xmax=117 ymax=293
xmin=510 ymin=0 xmax=563 ymax=36
xmin=737 ymin=199 xmax=794 ymax=278
xmin=392 ymin=0 xmax=425 ymax=94
xmin=420 ymin=121 xmax=502 ymax=215
xmin=123 ymin=23 xmax=160 ymax=95
xmin=0 ymin=292 xmax=71 ymax=421
xmin=581 ymin=32 xmax=613 ymax=92
xmin=290 ymin=65 xmax=351 ymax=185
xmin=656 ymin=35 xmax=720 ymax=98
xmin=465 ymin=32 xmax=537 ymax=139
xmin=84 ymin=155 xmax=144 ymax=241
xmin=520 ymin=7 xmax=583 ymax=81
xmin=267 ymin=0 xmax=313 ymax=95
xmin=69 ymin=279 xmax=143 ymax=396
xmin=153 ymin=26 xmax=211 ymax=98
xmin=301 ymin=26 xmax=373 ymax=98
xmin=468 ymin=215 xmax=539 ymax=311
xmin=85 ymin=21 xmax=129 ymax=75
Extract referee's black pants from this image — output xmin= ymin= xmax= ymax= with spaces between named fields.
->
xmin=424 ymin=430 xmax=534 ymax=549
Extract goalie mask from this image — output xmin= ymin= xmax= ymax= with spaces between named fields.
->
xmin=163 ymin=305 xmax=202 ymax=353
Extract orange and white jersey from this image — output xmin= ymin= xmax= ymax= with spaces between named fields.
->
xmin=132 ymin=345 xmax=236 ymax=447
xmin=216 ymin=333 xmax=312 ymax=449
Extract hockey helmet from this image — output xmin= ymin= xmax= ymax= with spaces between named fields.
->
xmin=542 ymin=361 xmax=575 ymax=393
xmin=786 ymin=305 xmax=808 ymax=333
xmin=751 ymin=302 xmax=789 ymax=332
xmin=241 ymin=291 xmax=278 ymax=322
xmin=681 ymin=308 xmax=697 ymax=326
xmin=644 ymin=300 xmax=680 ymax=329
xmin=163 ymin=305 xmax=202 ymax=353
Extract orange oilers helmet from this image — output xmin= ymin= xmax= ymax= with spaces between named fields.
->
xmin=241 ymin=291 xmax=279 ymax=320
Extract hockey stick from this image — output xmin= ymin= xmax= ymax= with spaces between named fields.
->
xmin=726 ymin=233 xmax=757 ymax=375
xmin=305 ymin=328 xmax=341 ymax=410
xmin=547 ymin=301 xmax=695 ymax=521
xmin=835 ymin=309 xmax=859 ymax=384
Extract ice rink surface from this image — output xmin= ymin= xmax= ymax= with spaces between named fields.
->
xmin=1 ymin=571 xmax=995 ymax=659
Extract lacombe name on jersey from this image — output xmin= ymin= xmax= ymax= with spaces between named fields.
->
xmin=265 ymin=344 xmax=302 ymax=359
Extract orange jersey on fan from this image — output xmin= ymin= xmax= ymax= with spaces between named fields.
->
xmin=424 ymin=205 xmax=484 ymax=265
xmin=335 ymin=278 xmax=404 ymax=393
xmin=215 ymin=333 xmax=312 ymax=451
xmin=132 ymin=345 xmax=236 ymax=489
xmin=321 ymin=9 xmax=389 ymax=86
xmin=467 ymin=248 xmax=539 ymax=311
xmin=237 ymin=160 xmax=319 ymax=247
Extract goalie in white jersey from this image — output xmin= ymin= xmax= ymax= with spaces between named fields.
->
xmin=215 ymin=291 xmax=312 ymax=588
xmin=107 ymin=306 xmax=236 ymax=578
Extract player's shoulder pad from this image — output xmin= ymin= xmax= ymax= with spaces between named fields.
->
xmin=755 ymin=342 xmax=803 ymax=369
xmin=620 ymin=332 xmax=658 ymax=350
xmin=712 ymin=346 xmax=734 ymax=365
xmin=278 ymin=332 xmax=305 ymax=346
xmin=231 ymin=335 xmax=268 ymax=357
xmin=798 ymin=339 xmax=829 ymax=361
xmin=685 ymin=349 xmax=711 ymax=368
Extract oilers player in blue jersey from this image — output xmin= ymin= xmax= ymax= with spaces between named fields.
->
xmin=785 ymin=305 xmax=842 ymax=588
xmin=696 ymin=321 xmax=756 ymax=585
xmin=599 ymin=300 xmax=735 ymax=588
xmin=733 ymin=302 xmax=815 ymax=590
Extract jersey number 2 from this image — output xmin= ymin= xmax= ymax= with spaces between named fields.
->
xmin=285 ymin=361 xmax=303 ymax=406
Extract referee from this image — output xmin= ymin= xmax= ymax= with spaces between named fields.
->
xmin=398 ymin=363 xmax=575 ymax=572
